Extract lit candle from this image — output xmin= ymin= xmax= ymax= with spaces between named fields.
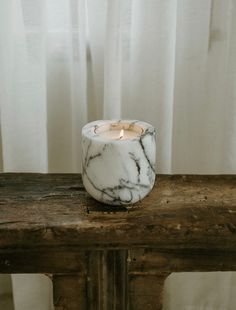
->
xmin=97 ymin=128 xmax=138 ymax=140
xmin=82 ymin=120 xmax=156 ymax=205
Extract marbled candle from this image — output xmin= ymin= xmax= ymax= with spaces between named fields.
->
xmin=82 ymin=120 xmax=156 ymax=205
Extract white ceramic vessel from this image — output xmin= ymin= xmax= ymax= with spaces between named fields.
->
xmin=82 ymin=120 xmax=156 ymax=205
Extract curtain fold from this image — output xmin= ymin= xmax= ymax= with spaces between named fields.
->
xmin=0 ymin=0 xmax=48 ymax=173
xmin=1 ymin=0 xmax=236 ymax=309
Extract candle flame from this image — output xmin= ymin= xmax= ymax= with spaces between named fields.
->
xmin=119 ymin=129 xmax=124 ymax=139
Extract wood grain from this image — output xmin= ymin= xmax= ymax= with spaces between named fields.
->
xmin=53 ymin=274 xmax=87 ymax=310
xmin=0 ymin=174 xmax=236 ymax=250
xmin=1 ymin=174 xmax=236 ymax=309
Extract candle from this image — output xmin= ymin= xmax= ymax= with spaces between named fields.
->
xmin=82 ymin=120 xmax=156 ymax=205
xmin=96 ymin=129 xmax=139 ymax=140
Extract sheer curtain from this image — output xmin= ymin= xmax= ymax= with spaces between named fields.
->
xmin=0 ymin=0 xmax=236 ymax=309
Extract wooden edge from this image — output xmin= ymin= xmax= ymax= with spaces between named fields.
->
xmin=1 ymin=248 xmax=236 ymax=273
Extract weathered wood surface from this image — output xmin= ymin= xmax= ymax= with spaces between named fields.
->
xmin=52 ymin=250 xmax=128 ymax=310
xmin=0 ymin=174 xmax=236 ymax=309
xmin=0 ymin=174 xmax=236 ymax=251
xmin=1 ymin=248 xmax=236 ymax=274
xmin=128 ymin=270 xmax=169 ymax=310
xmin=53 ymin=274 xmax=87 ymax=310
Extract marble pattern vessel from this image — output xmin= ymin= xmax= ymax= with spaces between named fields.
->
xmin=82 ymin=120 xmax=156 ymax=205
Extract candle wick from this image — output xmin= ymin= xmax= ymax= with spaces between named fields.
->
xmin=118 ymin=129 xmax=124 ymax=140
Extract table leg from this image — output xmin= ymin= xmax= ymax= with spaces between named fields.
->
xmin=128 ymin=249 xmax=170 ymax=310
xmin=52 ymin=250 xmax=127 ymax=310
xmin=128 ymin=272 xmax=169 ymax=310
xmin=52 ymin=249 xmax=168 ymax=309
xmin=87 ymin=250 xmax=127 ymax=310
xmin=53 ymin=274 xmax=87 ymax=310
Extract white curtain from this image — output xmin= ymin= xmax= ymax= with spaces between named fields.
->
xmin=0 ymin=0 xmax=236 ymax=309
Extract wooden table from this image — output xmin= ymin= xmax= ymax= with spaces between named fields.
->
xmin=0 ymin=174 xmax=236 ymax=309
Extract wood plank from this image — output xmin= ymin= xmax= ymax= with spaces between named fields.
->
xmin=1 ymin=248 xmax=236 ymax=274
xmin=0 ymin=174 xmax=236 ymax=251
xmin=104 ymin=250 xmax=127 ymax=310
xmin=128 ymin=270 xmax=169 ymax=310
xmin=53 ymin=274 xmax=87 ymax=310
xmin=0 ymin=248 xmax=87 ymax=273
xmin=1 ymin=247 xmax=236 ymax=274
xmin=128 ymin=248 xmax=236 ymax=273
xmin=51 ymin=251 xmax=127 ymax=310
xmin=87 ymin=250 xmax=127 ymax=310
